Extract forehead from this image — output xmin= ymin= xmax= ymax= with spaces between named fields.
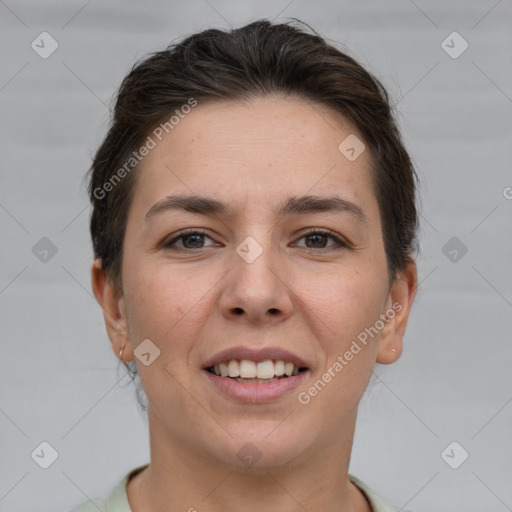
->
xmin=130 ymin=96 xmax=378 ymax=222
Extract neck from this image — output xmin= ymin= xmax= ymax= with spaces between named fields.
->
xmin=127 ymin=408 xmax=372 ymax=512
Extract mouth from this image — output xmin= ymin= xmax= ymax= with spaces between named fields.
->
xmin=202 ymin=347 xmax=310 ymax=403
xmin=205 ymin=359 xmax=308 ymax=383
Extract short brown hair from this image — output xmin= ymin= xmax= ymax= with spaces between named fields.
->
xmin=88 ymin=19 xmax=418 ymax=298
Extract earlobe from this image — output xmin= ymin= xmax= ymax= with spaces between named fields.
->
xmin=91 ymin=259 xmax=133 ymax=361
xmin=376 ymin=258 xmax=417 ymax=365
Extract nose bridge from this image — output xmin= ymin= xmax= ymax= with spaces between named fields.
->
xmin=220 ymin=229 xmax=293 ymax=322
xmin=234 ymin=231 xmax=281 ymax=296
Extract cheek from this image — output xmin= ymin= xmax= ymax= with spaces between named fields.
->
xmin=304 ymin=266 xmax=387 ymax=344
xmin=122 ymin=259 xmax=216 ymax=351
xmin=296 ymin=275 xmax=383 ymax=424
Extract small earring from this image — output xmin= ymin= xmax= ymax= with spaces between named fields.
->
xmin=391 ymin=348 xmax=398 ymax=353
xmin=119 ymin=345 xmax=125 ymax=360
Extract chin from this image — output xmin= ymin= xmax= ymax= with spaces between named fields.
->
xmin=208 ymin=425 xmax=310 ymax=471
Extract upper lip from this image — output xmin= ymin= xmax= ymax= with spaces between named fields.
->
xmin=203 ymin=346 xmax=309 ymax=370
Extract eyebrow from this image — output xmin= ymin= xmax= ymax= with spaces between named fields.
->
xmin=145 ymin=194 xmax=368 ymax=225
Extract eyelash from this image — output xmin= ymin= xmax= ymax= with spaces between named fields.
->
xmin=162 ymin=228 xmax=349 ymax=252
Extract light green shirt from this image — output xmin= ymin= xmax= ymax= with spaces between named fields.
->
xmin=68 ymin=464 xmax=413 ymax=512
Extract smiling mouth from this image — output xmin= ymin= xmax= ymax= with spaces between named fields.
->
xmin=206 ymin=359 xmax=308 ymax=383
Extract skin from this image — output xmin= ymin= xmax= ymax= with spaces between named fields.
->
xmin=92 ymin=95 xmax=417 ymax=512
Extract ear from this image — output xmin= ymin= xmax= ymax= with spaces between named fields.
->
xmin=91 ymin=259 xmax=133 ymax=362
xmin=376 ymin=257 xmax=417 ymax=364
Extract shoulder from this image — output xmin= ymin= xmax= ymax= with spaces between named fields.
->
xmin=348 ymin=474 xmax=415 ymax=512
xmin=67 ymin=464 xmax=149 ymax=512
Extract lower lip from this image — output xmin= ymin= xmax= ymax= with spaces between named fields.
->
xmin=203 ymin=369 xmax=309 ymax=403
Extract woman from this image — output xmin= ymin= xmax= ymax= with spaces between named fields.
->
xmin=71 ymin=19 xmax=418 ymax=512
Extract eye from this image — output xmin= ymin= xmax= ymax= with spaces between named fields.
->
xmin=162 ymin=228 xmax=349 ymax=252
xmin=162 ymin=229 xmax=217 ymax=251
xmin=293 ymin=229 xmax=348 ymax=251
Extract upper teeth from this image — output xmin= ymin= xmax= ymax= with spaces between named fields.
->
xmin=212 ymin=360 xmax=300 ymax=379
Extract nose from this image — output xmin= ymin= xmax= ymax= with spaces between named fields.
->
xmin=219 ymin=236 xmax=294 ymax=325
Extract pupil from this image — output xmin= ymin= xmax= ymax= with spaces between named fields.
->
xmin=184 ymin=234 xmax=203 ymax=248
xmin=307 ymin=234 xmax=326 ymax=248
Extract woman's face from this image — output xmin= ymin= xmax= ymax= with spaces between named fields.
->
xmin=100 ymin=96 xmax=416 ymax=469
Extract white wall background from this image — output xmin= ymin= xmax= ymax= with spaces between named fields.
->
xmin=1 ymin=1 xmax=511 ymax=511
